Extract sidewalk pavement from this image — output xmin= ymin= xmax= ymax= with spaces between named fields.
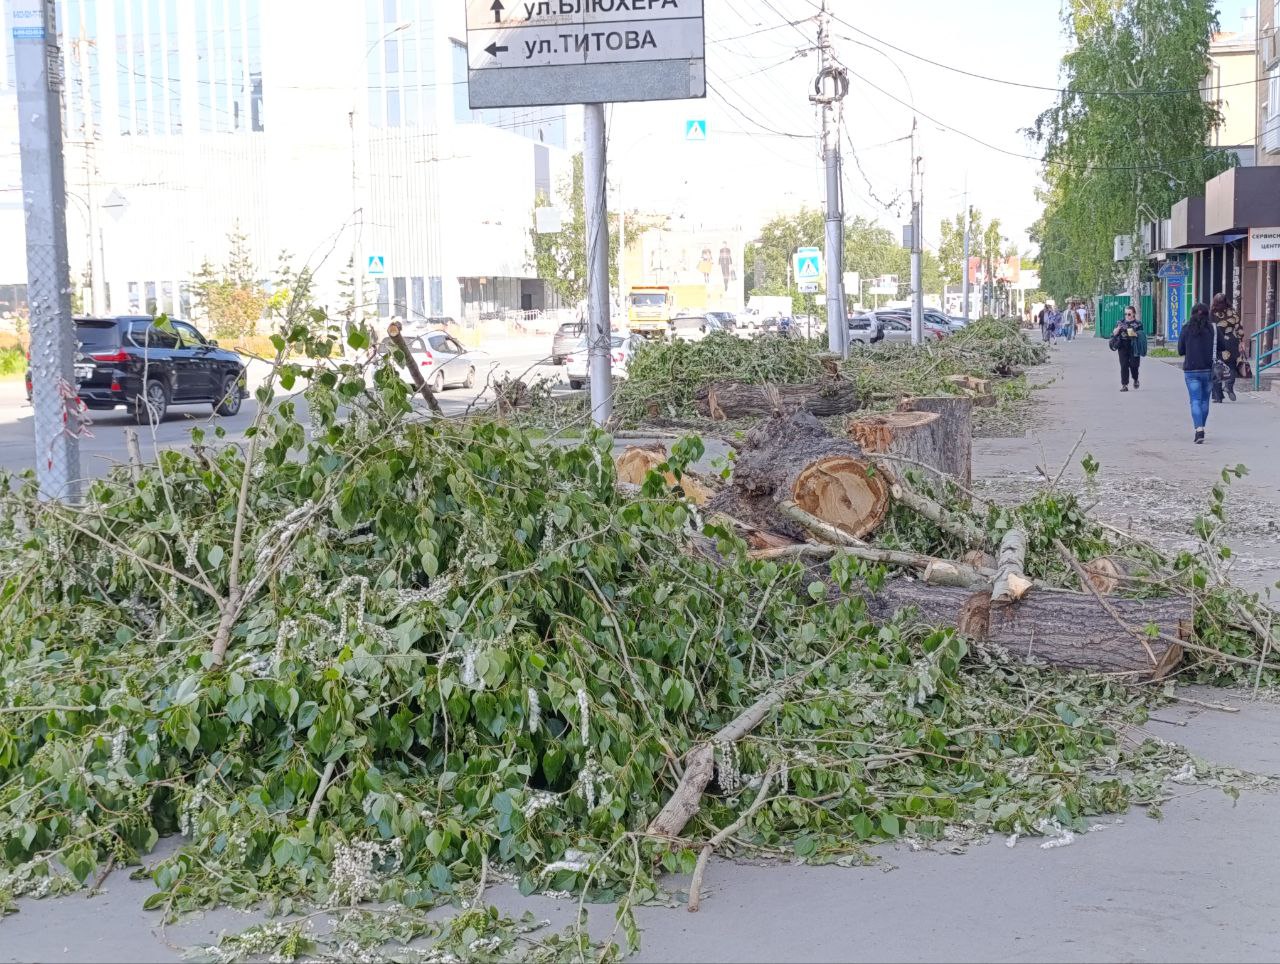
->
xmin=975 ymin=336 xmax=1280 ymax=593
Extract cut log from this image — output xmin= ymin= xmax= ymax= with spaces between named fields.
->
xmin=707 ymin=412 xmax=890 ymax=542
xmin=861 ymin=580 xmax=1187 ymax=680
xmin=945 ymin=374 xmax=990 ymax=396
xmin=963 ymin=549 xmax=997 ymax=571
xmin=896 ymin=396 xmax=973 ymax=486
xmin=695 ymin=379 xmax=862 ymax=421
xmin=923 ymin=560 xmax=992 ymax=591
xmin=614 ymin=445 xmax=716 ymax=506
xmin=1082 ymin=555 xmax=1156 ymax=595
xmin=991 ymin=528 xmax=1030 ymax=603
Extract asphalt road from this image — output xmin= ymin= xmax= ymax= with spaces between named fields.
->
xmin=0 ymin=342 xmax=568 ymax=479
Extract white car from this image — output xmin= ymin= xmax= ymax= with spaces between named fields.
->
xmin=375 ymin=329 xmax=477 ymax=391
xmin=565 ymin=334 xmax=634 ymax=390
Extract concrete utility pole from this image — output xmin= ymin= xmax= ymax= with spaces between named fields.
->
xmin=812 ymin=1 xmax=849 ymax=357
xmin=909 ymin=120 xmax=924 ymax=345
xmin=961 ymin=200 xmax=971 ymax=322
xmin=583 ymin=103 xmax=613 ymax=426
xmin=13 ymin=0 xmax=81 ymax=500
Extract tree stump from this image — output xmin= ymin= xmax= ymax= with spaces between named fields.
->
xmin=848 ymin=410 xmax=968 ymax=484
xmin=895 ymin=396 xmax=973 ymax=486
xmin=707 ymin=411 xmax=890 ymax=541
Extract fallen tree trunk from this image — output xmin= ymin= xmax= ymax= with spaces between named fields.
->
xmin=861 ymin=580 xmax=1187 ymax=679
xmin=696 ymin=379 xmax=862 ymax=421
xmin=615 ymin=445 xmax=717 ymax=506
xmin=896 ymin=396 xmax=973 ymax=486
xmin=707 ymin=412 xmax=890 ymax=541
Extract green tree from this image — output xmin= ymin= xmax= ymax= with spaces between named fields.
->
xmin=1029 ymin=0 xmax=1231 ymax=302
xmin=529 ymin=154 xmax=619 ymax=306
xmin=192 ymin=222 xmax=269 ymax=338
xmin=268 ymin=250 xmax=320 ymax=331
xmin=937 ymin=208 xmax=987 ymax=293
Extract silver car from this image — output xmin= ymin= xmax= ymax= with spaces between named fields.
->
xmin=377 ymin=329 xmax=476 ymax=391
xmin=848 ymin=313 xmax=912 ymax=344
xmin=551 ymin=321 xmax=585 ymax=365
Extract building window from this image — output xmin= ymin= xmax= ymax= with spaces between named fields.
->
xmin=385 ymin=37 xmax=400 ymax=73
xmin=412 ymin=277 xmax=425 ymax=319
xmin=451 ymin=40 xmax=471 ymax=123
xmin=377 ymin=278 xmax=390 ymax=318
xmin=386 ymin=89 xmax=401 ymax=127
xmin=430 ymin=277 xmax=443 ymax=315
xmin=393 ymin=277 xmax=408 ymax=318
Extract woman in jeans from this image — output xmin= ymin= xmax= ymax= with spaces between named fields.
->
xmin=1178 ymin=303 xmax=1215 ymax=444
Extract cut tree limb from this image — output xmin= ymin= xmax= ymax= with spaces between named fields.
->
xmin=860 ymin=579 xmax=1188 ymax=679
xmin=648 ymin=655 xmax=832 ymax=840
xmin=877 ymin=462 xmax=987 ymax=549
xmin=389 ymin=328 xmax=443 ymax=415
xmin=992 ymin=528 xmax=1031 ymax=603
xmin=687 ymin=763 xmax=780 ymax=913
xmin=695 ymin=379 xmax=862 ymax=421
xmin=778 ymin=500 xmax=866 ymax=547
xmin=924 ymin=560 xmax=994 ymax=590
xmin=896 ymin=396 xmax=973 ymax=486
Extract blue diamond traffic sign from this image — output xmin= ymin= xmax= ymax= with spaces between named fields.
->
xmin=367 ymin=255 xmax=386 ymax=277
xmin=685 ymin=119 xmax=707 ymax=141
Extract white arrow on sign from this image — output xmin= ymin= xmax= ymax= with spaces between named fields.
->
xmin=465 ymin=0 xmax=705 ymax=30
xmin=468 ymin=19 xmax=703 ymax=70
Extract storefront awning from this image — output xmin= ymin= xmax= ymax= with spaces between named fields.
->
xmin=1205 ymin=167 xmax=1280 ymax=236
xmin=1170 ymin=196 xmax=1212 ymax=248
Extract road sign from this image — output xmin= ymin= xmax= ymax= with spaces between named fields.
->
xmin=367 ymin=255 xmax=387 ymax=277
xmin=465 ymin=0 xmax=706 ymax=109
xmin=794 ymin=247 xmax=822 ymax=284
xmin=798 ymin=282 xmax=819 ymax=294
xmin=870 ymin=274 xmax=899 ymax=296
xmin=843 ymin=271 xmax=860 ymax=294
xmin=685 ymin=119 xmax=707 ymax=141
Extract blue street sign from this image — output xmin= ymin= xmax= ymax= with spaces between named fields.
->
xmin=1166 ymin=275 xmax=1185 ymax=341
xmin=685 ymin=119 xmax=707 ymax=141
xmin=367 ymin=255 xmax=386 ymax=277
xmin=1157 ymin=261 xmax=1187 ymax=279
xmin=794 ymin=247 xmax=822 ymax=284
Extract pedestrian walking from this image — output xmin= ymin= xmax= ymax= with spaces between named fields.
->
xmin=1048 ymin=305 xmax=1062 ymax=344
xmin=1109 ymin=304 xmax=1147 ymax=390
xmin=1037 ymin=304 xmax=1050 ymax=343
xmin=1061 ymin=304 xmax=1075 ymax=341
xmin=1075 ymin=301 xmax=1088 ymax=338
xmin=1209 ymin=292 xmax=1244 ymax=403
xmin=1179 ymin=302 xmax=1216 ymax=444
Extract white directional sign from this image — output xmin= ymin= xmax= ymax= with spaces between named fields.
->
xmin=465 ymin=0 xmax=706 ymax=109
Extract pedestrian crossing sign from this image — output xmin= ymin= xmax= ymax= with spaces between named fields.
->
xmin=685 ymin=119 xmax=707 ymax=141
xmin=794 ymin=247 xmax=822 ymax=284
xmin=367 ymin=255 xmax=386 ymax=277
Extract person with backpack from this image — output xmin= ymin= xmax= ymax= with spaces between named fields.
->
xmin=1178 ymin=302 xmax=1217 ymax=444
xmin=1109 ymin=304 xmax=1147 ymax=390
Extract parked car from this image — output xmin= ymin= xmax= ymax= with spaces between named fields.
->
xmin=670 ymin=314 xmax=724 ymax=342
xmin=848 ymin=312 xmax=911 ymax=344
xmin=376 ymin=329 xmax=477 ymax=391
xmin=551 ymin=321 xmax=585 ymax=365
xmin=875 ymin=310 xmax=951 ymax=341
xmin=24 ymin=315 xmax=247 ymax=424
xmin=564 ymin=334 xmax=635 ymax=390
xmin=706 ymin=311 xmax=737 ymax=333
xmin=401 ymin=315 xmax=458 ymax=335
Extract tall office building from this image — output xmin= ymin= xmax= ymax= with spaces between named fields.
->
xmin=0 ymin=0 xmax=570 ymax=322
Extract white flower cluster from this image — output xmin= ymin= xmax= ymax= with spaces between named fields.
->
xmin=328 ymin=838 xmax=402 ymax=907
xmin=716 ymin=740 xmax=741 ymax=794
xmin=273 ymin=618 xmax=297 ymax=670
xmin=577 ymin=757 xmax=603 ymax=812
xmin=107 ymin=727 xmax=127 ymax=769
xmin=206 ymin=920 xmax=310 ymax=964
xmin=1034 ymin=817 xmax=1076 ymax=850
xmin=527 ymin=687 xmax=542 ymax=733
xmin=541 ymin=848 xmax=591 ymax=876
xmin=522 ymin=790 xmax=557 ymax=820
xmin=179 ymin=780 xmax=209 ymax=837
xmin=461 ymin=645 xmax=479 ymax=686
xmin=577 ymin=688 xmax=590 ymax=744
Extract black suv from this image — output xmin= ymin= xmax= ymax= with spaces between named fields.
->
xmin=25 ymin=316 xmax=248 ymax=424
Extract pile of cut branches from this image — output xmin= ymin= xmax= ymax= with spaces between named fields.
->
xmin=0 ymin=330 xmax=1269 ymax=963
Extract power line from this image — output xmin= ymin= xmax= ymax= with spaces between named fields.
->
xmin=846 ymin=65 xmax=1236 ymax=174
xmin=706 ymin=78 xmax=814 ymax=140
xmin=825 ymin=10 xmax=1272 ymax=97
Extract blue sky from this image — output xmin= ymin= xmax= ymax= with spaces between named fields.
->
xmin=607 ymin=0 xmax=1253 ymax=257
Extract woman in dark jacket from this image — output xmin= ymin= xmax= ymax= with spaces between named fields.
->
xmin=1209 ymin=292 xmax=1244 ymax=402
xmin=1178 ymin=303 xmax=1216 ymax=444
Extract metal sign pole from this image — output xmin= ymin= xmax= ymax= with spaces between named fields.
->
xmin=584 ymin=103 xmax=613 ymax=427
xmin=14 ymin=0 xmax=81 ymax=500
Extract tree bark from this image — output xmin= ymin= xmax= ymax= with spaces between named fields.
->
xmin=389 ymin=328 xmax=443 ymax=415
xmin=862 ymin=580 xmax=1187 ymax=679
xmin=896 ymin=396 xmax=973 ymax=486
xmin=992 ymin=528 xmax=1030 ymax=603
xmin=614 ymin=445 xmax=717 ymax=506
xmin=1082 ymin=555 xmax=1156 ymax=595
xmin=695 ymin=379 xmax=862 ymax=421
xmin=707 ymin=412 xmax=890 ymax=541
